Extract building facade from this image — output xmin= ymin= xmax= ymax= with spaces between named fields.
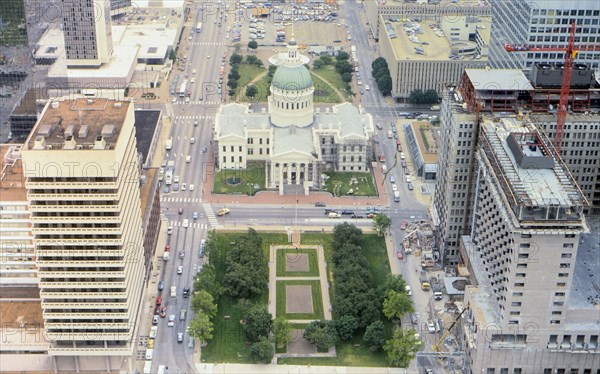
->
xmin=21 ymin=98 xmax=145 ymax=372
xmin=214 ymin=39 xmax=374 ymax=195
xmin=488 ymin=0 xmax=600 ymax=75
xmin=61 ymin=0 xmax=114 ymax=67
xmin=460 ymin=117 xmax=598 ymax=373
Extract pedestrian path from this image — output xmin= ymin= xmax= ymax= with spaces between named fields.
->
xmin=172 ymin=100 xmax=221 ymax=105
xmin=203 ymin=203 xmax=220 ymax=227
xmin=160 ymin=196 xmax=202 ymax=203
xmin=169 ymin=220 xmax=208 ymax=229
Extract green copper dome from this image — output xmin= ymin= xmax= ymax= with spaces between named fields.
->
xmin=271 ymin=65 xmax=313 ymax=91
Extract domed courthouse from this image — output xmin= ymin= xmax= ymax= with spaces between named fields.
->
xmin=214 ymin=38 xmax=374 ymax=195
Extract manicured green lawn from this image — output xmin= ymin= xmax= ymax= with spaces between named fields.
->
xmin=313 ymin=66 xmax=352 ymax=101
xmin=276 ymin=247 xmax=319 ymax=277
xmin=311 ymin=73 xmax=342 ymax=104
xmin=248 ymin=72 xmax=272 ymax=102
xmin=233 ymin=63 xmax=265 ymax=98
xmin=323 ymin=171 xmax=377 ymax=197
xmin=213 ymin=161 xmax=266 ymax=195
xmin=276 ymin=280 xmax=324 ymax=320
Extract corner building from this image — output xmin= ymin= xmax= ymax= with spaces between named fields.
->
xmin=21 ymin=98 xmax=145 ymax=372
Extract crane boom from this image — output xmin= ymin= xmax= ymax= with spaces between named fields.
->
xmin=432 ymin=303 xmax=470 ymax=352
xmin=503 ymin=23 xmax=600 ymax=153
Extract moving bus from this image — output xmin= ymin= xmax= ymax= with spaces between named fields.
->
xmin=179 ymin=79 xmax=188 ymax=97
xmin=196 ymin=22 xmax=202 ymax=32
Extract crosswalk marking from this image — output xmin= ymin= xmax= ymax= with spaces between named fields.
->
xmin=203 ymin=203 xmax=221 ymax=228
xmin=160 ymin=197 xmax=202 ymax=203
xmin=174 ymin=115 xmax=214 ymax=120
xmin=172 ymin=100 xmax=222 ymax=105
xmin=169 ymin=220 xmax=209 ymax=229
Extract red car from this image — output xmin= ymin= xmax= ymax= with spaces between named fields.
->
xmin=159 ymin=307 xmax=167 ymax=318
xmin=397 ymin=251 xmax=404 ymax=260
xmin=165 ymin=244 xmax=171 ymax=252
xmin=400 ymin=221 xmax=408 ymax=230
xmin=156 ymin=296 xmax=162 ymax=306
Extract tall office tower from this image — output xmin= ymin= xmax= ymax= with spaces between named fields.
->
xmin=488 ymin=0 xmax=600 ymax=74
xmin=461 ymin=116 xmax=598 ymax=373
xmin=21 ymin=98 xmax=144 ymax=372
xmin=0 ymin=145 xmax=36 ymax=293
xmin=61 ymin=0 xmax=114 ymax=67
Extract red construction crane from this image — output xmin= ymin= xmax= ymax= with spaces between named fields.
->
xmin=504 ymin=23 xmax=600 ymax=153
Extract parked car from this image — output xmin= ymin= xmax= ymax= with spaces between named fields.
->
xmin=427 ymin=320 xmax=436 ymax=333
xmin=341 ymin=210 xmax=354 ymax=215
xmin=159 ymin=307 xmax=167 ymax=318
xmin=408 ymin=182 xmax=414 ymax=191
xmin=158 ymin=281 xmax=164 ymax=291
xmin=314 ymin=202 xmax=326 ymax=207
xmin=177 ymin=266 xmax=183 ymax=274
xmin=397 ymin=250 xmax=404 ymax=259
xmin=351 ymin=213 xmax=365 ymax=219
xmin=177 ymin=332 xmax=184 ymax=343
xmin=168 ymin=315 xmax=175 ymax=327
xmin=152 ymin=315 xmax=159 ymax=325
xmin=179 ymin=251 xmax=184 ymax=259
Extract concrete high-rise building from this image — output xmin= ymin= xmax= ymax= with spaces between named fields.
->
xmin=20 ymin=98 xmax=145 ymax=372
xmin=488 ymin=0 xmax=600 ymax=75
xmin=61 ymin=0 xmax=114 ymax=67
xmin=459 ymin=116 xmax=598 ymax=373
xmin=0 ymin=145 xmax=36 ymax=294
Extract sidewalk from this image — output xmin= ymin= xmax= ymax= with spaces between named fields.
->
xmin=195 ymin=363 xmax=414 ymax=373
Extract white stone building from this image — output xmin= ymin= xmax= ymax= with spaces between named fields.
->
xmin=214 ymin=38 xmax=374 ymax=195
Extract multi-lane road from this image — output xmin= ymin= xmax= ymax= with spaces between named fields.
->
xmin=149 ymin=0 xmax=433 ymax=371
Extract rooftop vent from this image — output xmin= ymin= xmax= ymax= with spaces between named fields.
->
xmin=65 ymin=125 xmax=76 ymax=137
xmin=101 ymin=125 xmax=115 ymax=138
xmin=93 ymin=136 xmax=107 ymax=150
xmin=33 ymin=136 xmax=46 ymax=150
xmin=78 ymin=125 xmax=89 ymax=138
xmin=50 ymin=101 xmax=59 ymax=109
xmin=38 ymin=124 xmax=52 ymax=137
xmin=63 ymin=135 xmax=77 ymax=150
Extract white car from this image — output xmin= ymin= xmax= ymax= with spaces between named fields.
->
xmin=182 ymin=219 xmax=189 ymax=228
xmin=172 ymin=97 xmax=177 ymax=103
xmin=392 ymin=184 xmax=398 ymax=192
xmin=192 ymin=69 xmax=197 ymax=74
xmin=427 ymin=320 xmax=436 ymax=333
xmin=405 ymin=285 xmax=412 ymax=296
xmin=189 ymin=184 xmax=195 ymax=191
xmin=177 ymin=266 xmax=183 ymax=274
xmin=190 ymin=137 xmax=195 ymax=144
xmin=406 ymin=176 xmax=412 ymax=184
xmin=190 ymin=78 xmax=195 ymax=83
xmin=168 ymin=315 xmax=175 ymax=327
xmin=186 ymin=155 xmax=191 ymax=163
xmin=357 ymin=80 xmax=362 ymax=85
xmin=181 ymin=183 xmax=187 ymax=191
xmin=399 ymin=152 xmax=405 ymax=160
xmin=365 ymin=85 xmax=370 ymax=91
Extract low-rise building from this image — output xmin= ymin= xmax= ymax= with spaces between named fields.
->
xmin=403 ymin=121 xmax=438 ymax=181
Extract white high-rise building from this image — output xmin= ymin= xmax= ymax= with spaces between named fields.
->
xmin=21 ymin=98 xmax=145 ymax=372
xmin=488 ymin=0 xmax=600 ymax=75
xmin=61 ymin=0 xmax=114 ymax=67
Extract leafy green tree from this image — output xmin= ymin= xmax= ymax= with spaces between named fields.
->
xmin=423 ymin=89 xmax=439 ymax=103
xmin=372 ymin=213 xmax=392 ymax=236
xmin=229 ymin=53 xmax=243 ymax=65
xmin=268 ymin=65 xmax=277 ymax=77
xmin=248 ymin=40 xmax=258 ymax=50
xmin=229 ymin=89 xmax=236 ymax=97
xmin=332 ymin=223 xmax=362 ymax=251
xmin=377 ymin=274 xmax=407 ymax=302
xmin=246 ymin=55 xmax=259 ymax=65
xmin=373 ymin=65 xmax=390 ymax=81
xmin=228 ymin=68 xmax=240 ymax=81
xmin=273 ymin=317 xmax=292 ymax=349
xmin=341 ymin=72 xmax=352 ymax=83
xmin=408 ymin=89 xmax=425 ymax=104
xmin=363 ymin=320 xmax=386 ymax=352
xmin=319 ymin=54 xmax=333 ymax=65
xmin=243 ymin=304 xmax=272 ymax=342
xmin=335 ymin=60 xmax=354 ymax=75
xmin=250 ymin=337 xmax=274 ymax=363
xmin=384 ymin=328 xmax=423 ymax=367
xmin=313 ymin=59 xmax=324 ymax=69
xmin=188 ymin=312 xmax=214 ymax=345
xmin=377 ymin=75 xmax=392 ymax=96
xmin=245 ymin=84 xmax=258 ymax=98
xmin=169 ymin=49 xmax=176 ymax=61
xmin=193 ymin=263 xmax=222 ymax=299
xmin=337 ymin=50 xmax=349 ymax=61
xmin=224 ymin=229 xmax=267 ymax=298
xmin=228 ymin=80 xmax=238 ymax=89
xmin=371 ymin=57 xmax=388 ymax=71
xmin=334 ymin=315 xmax=358 ymax=340
xmin=303 ymin=320 xmax=338 ymax=351
xmin=190 ymin=290 xmax=217 ymax=318
xmin=255 ymin=59 xmax=264 ymax=68
xmin=383 ymin=290 xmax=414 ymax=321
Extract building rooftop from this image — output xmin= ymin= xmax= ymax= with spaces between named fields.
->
xmin=25 ymin=99 xmax=131 ymax=151
xmin=385 ymin=17 xmax=491 ymax=62
xmin=0 ymin=145 xmax=26 ymax=201
xmin=134 ymin=110 xmax=161 ymax=165
xmin=48 ymin=44 xmax=137 ymax=80
xmin=376 ymin=0 xmax=490 ymax=7
xmin=408 ymin=121 xmax=438 ymax=164
xmin=273 ymin=126 xmax=314 ymax=156
xmin=465 ymin=68 xmax=533 ymax=91
xmin=112 ymin=24 xmax=177 ymax=61
xmin=569 ymin=230 xmax=600 ymax=309
xmin=315 ymin=103 xmax=373 ymax=138
xmin=480 ymin=115 xmax=588 ymax=216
